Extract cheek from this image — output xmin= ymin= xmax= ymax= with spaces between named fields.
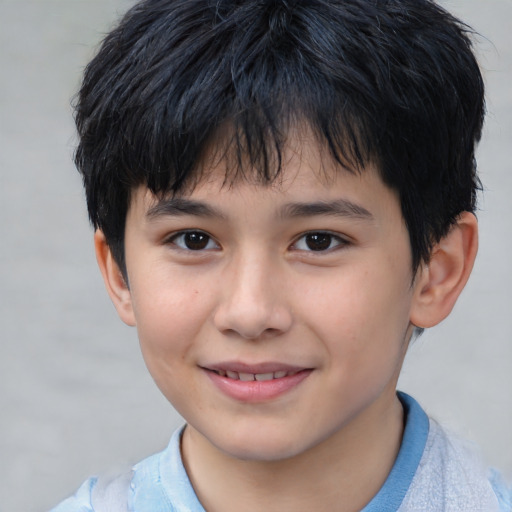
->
xmin=129 ymin=273 xmax=216 ymax=406
xmin=129 ymin=269 xmax=213 ymax=359
xmin=303 ymin=261 xmax=412 ymax=360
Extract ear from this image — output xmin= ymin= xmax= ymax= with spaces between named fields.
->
xmin=94 ymin=230 xmax=136 ymax=326
xmin=410 ymin=212 xmax=478 ymax=328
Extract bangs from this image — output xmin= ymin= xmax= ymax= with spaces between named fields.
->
xmin=75 ymin=0 xmax=380 ymax=198
xmin=75 ymin=0 xmax=484 ymax=274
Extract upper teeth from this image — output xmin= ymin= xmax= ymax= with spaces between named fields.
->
xmin=217 ymin=370 xmax=292 ymax=381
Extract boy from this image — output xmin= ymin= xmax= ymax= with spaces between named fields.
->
xmin=52 ymin=0 xmax=511 ymax=510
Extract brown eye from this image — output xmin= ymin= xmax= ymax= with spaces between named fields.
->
xmin=171 ymin=231 xmax=218 ymax=251
xmin=305 ymin=233 xmax=332 ymax=251
xmin=292 ymin=232 xmax=348 ymax=252
xmin=184 ymin=232 xmax=209 ymax=250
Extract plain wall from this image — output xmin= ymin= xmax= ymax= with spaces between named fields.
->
xmin=0 ymin=1 xmax=510 ymax=510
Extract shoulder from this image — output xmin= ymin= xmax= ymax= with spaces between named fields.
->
xmin=48 ymin=470 xmax=133 ymax=512
xmin=401 ymin=418 xmax=511 ymax=511
xmin=48 ymin=425 xmax=204 ymax=512
xmin=48 ymin=477 xmax=97 ymax=512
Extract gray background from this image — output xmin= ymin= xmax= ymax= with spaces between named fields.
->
xmin=0 ymin=1 xmax=510 ymax=511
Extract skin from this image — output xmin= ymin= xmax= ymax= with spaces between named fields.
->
xmin=96 ymin=134 xmax=478 ymax=512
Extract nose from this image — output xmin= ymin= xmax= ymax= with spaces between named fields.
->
xmin=213 ymin=253 xmax=293 ymax=340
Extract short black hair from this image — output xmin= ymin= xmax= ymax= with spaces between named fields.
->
xmin=74 ymin=0 xmax=485 ymax=275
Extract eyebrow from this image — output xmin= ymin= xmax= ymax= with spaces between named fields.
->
xmin=146 ymin=197 xmax=373 ymax=222
xmin=146 ymin=197 xmax=226 ymax=220
xmin=280 ymin=199 xmax=374 ymax=221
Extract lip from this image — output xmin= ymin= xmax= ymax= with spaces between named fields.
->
xmin=202 ymin=362 xmax=313 ymax=402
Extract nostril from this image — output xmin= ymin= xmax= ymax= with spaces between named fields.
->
xmin=212 ymin=272 xmax=293 ymax=338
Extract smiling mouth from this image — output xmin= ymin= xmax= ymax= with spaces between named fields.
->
xmin=204 ymin=365 xmax=312 ymax=401
xmin=212 ymin=369 xmax=300 ymax=381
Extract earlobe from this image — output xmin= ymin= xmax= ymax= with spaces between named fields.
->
xmin=410 ymin=212 xmax=478 ymax=329
xmin=94 ymin=230 xmax=136 ymax=326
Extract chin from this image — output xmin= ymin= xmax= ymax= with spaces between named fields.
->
xmin=209 ymin=426 xmax=316 ymax=463
xmin=223 ymin=441 xmax=303 ymax=462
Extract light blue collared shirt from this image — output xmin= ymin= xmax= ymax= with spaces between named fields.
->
xmin=50 ymin=393 xmax=511 ymax=512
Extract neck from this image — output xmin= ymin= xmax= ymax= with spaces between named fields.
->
xmin=181 ymin=393 xmax=405 ymax=512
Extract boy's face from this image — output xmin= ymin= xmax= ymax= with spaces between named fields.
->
xmin=115 ymin=135 xmax=422 ymax=461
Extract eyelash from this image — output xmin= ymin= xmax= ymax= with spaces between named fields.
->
xmin=167 ymin=230 xmax=220 ymax=251
xmin=166 ymin=230 xmax=349 ymax=253
xmin=291 ymin=231 xmax=350 ymax=253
